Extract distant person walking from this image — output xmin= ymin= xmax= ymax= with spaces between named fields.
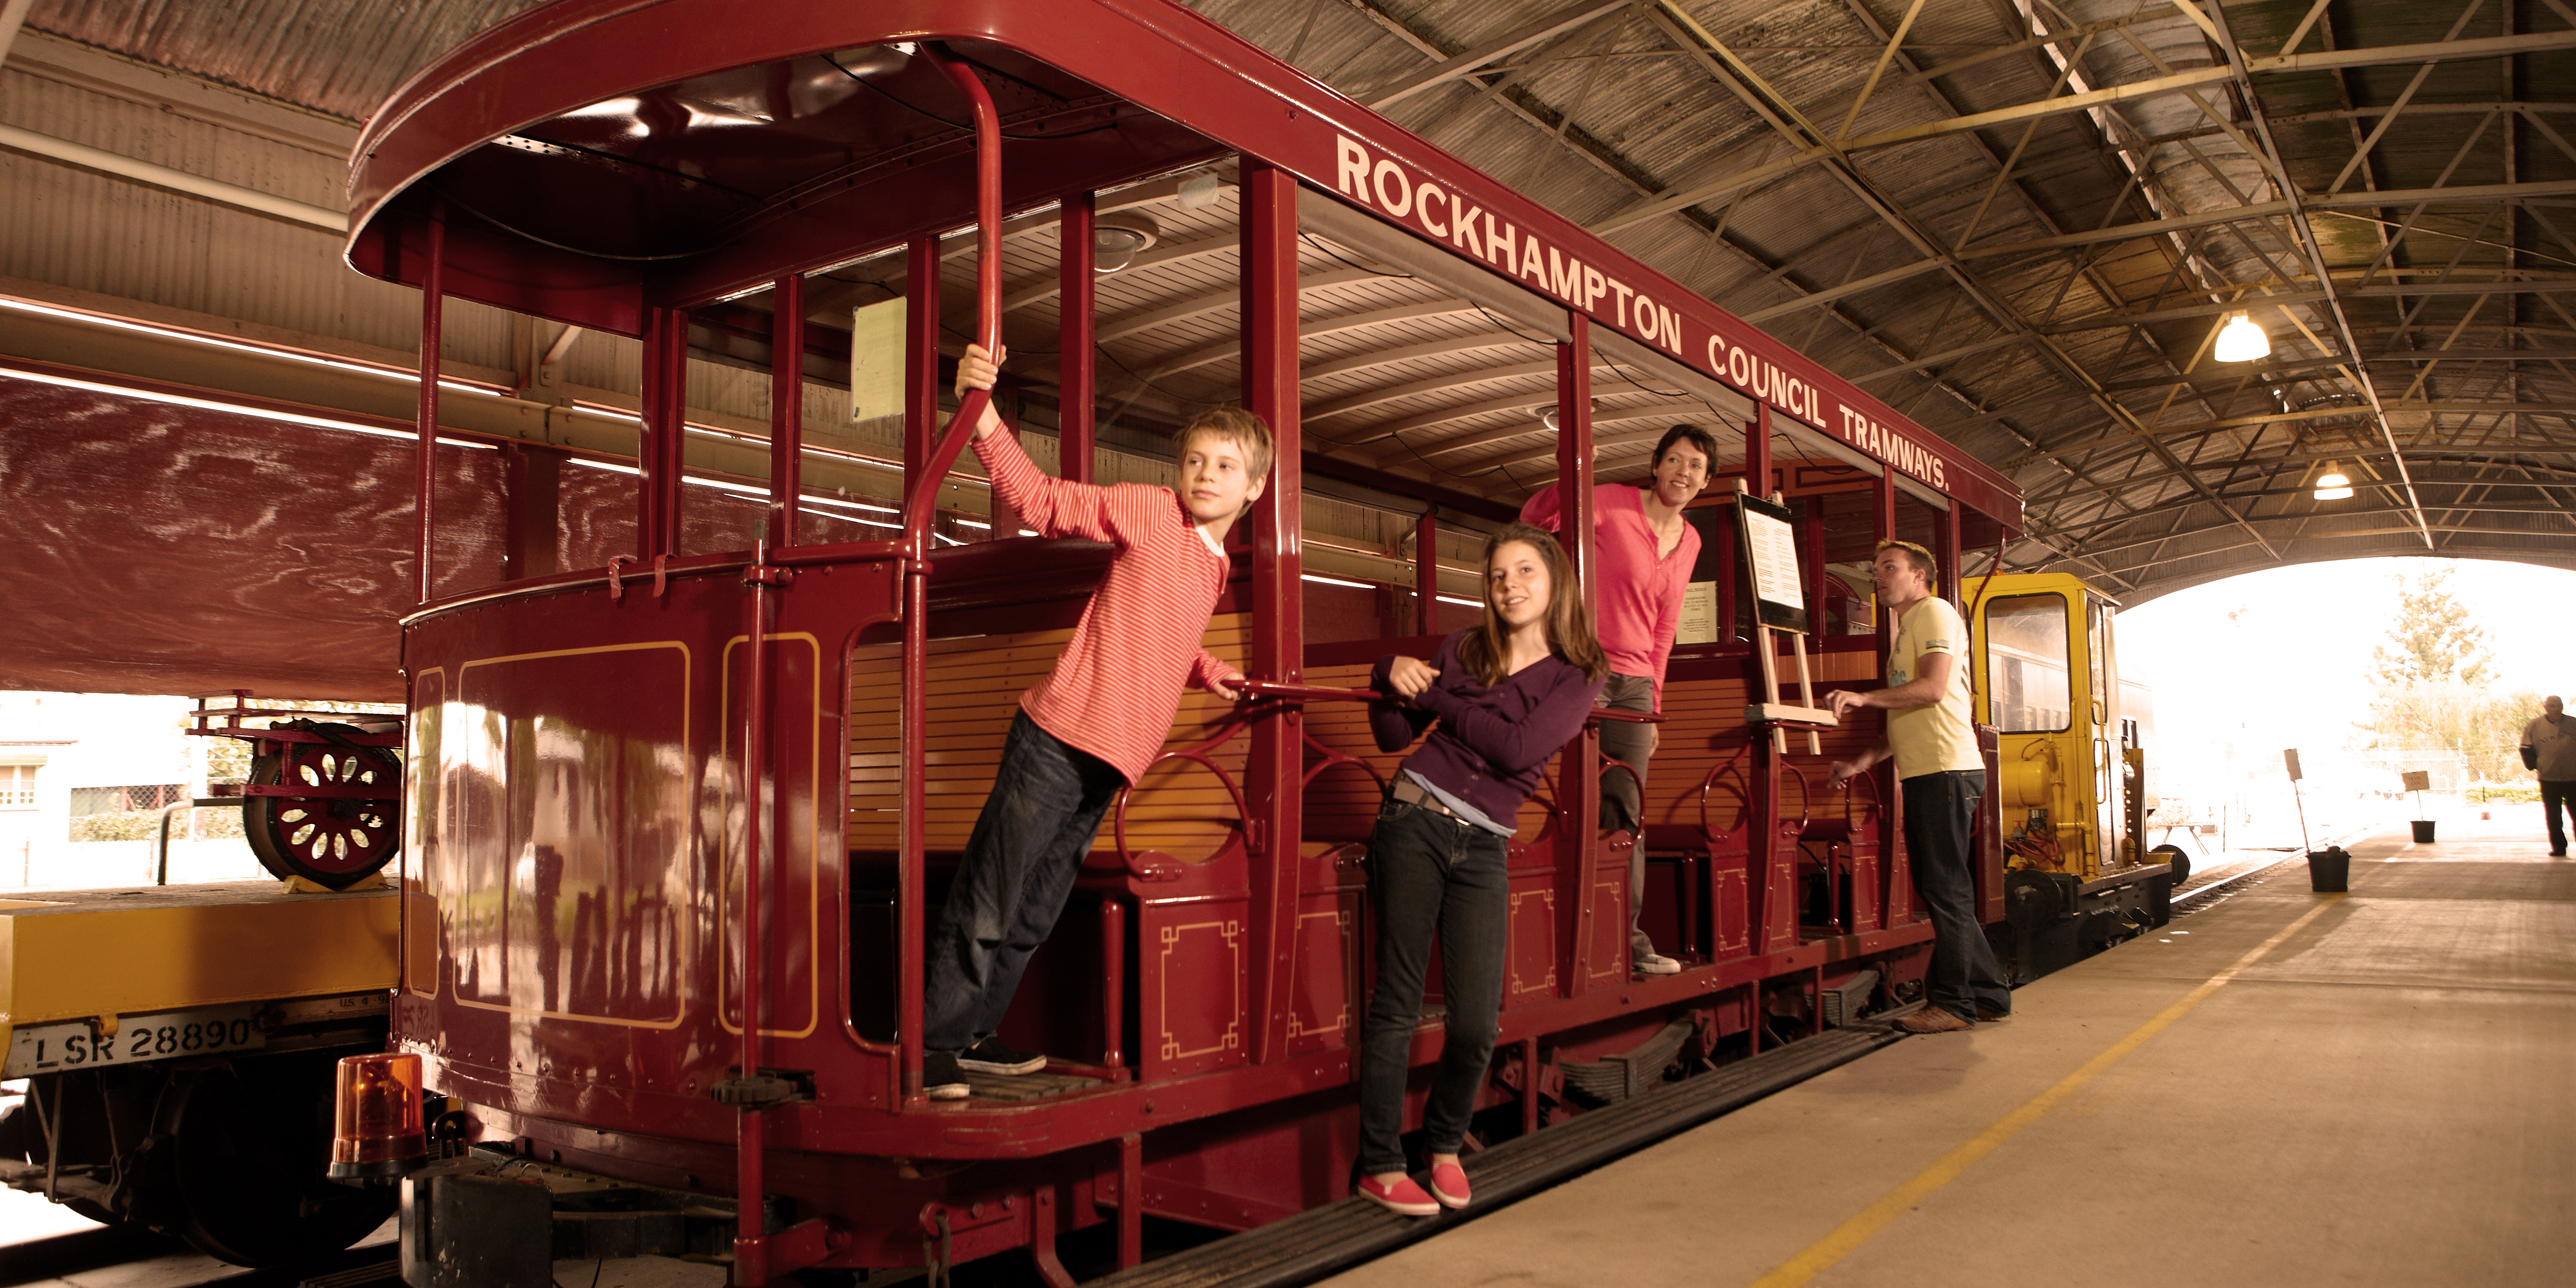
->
xmin=1823 ymin=541 xmax=2009 ymax=1033
xmin=2522 ymin=695 xmax=2574 ymax=858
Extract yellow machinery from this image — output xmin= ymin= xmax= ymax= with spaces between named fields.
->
xmin=1969 ymin=572 xmax=2187 ymax=977
xmin=0 ymin=880 xmax=400 ymax=1264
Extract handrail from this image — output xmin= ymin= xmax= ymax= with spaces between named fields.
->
xmin=1590 ymin=706 xmax=1664 ymax=724
xmin=900 ymin=44 xmax=1004 ymax=562
xmin=1696 ymin=744 xmax=1753 ymax=844
xmin=1238 ymin=679 xmax=1382 ymax=704
xmin=1112 ymin=717 xmax=1254 ymax=874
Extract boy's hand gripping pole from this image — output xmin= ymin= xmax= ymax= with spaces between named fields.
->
xmin=901 ymin=43 xmax=1005 ymax=561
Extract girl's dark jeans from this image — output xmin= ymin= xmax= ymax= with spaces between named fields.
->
xmin=1356 ymin=794 xmax=1511 ymax=1176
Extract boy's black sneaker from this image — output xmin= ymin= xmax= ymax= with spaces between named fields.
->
xmin=923 ymin=1051 xmax=971 ymax=1100
xmin=957 ymin=1037 xmax=1047 ymax=1076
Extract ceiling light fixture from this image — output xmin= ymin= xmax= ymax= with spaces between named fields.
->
xmin=1092 ymin=210 xmax=1159 ymax=273
xmin=2215 ymin=312 xmax=2271 ymax=362
xmin=2312 ymin=461 xmax=2353 ymax=500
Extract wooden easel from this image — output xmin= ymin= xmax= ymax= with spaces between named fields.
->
xmin=1736 ymin=478 xmax=1834 ymax=752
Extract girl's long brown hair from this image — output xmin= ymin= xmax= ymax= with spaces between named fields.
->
xmin=1456 ymin=523 xmax=1610 ymax=685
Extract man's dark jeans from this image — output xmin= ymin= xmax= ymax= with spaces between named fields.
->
xmin=2544 ymin=780 xmax=2573 ymax=855
xmin=1902 ymin=769 xmax=2011 ymax=1022
xmin=1357 ymin=796 xmax=1509 ymax=1176
xmin=924 ymin=710 xmax=1125 ymax=1053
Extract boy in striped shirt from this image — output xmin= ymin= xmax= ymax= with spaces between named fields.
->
xmin=922 ymin=343 xmax=1271 ymax=1099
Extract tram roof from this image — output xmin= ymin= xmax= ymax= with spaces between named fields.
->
xmin=340 ymin=0 xmax=2022 ymax=527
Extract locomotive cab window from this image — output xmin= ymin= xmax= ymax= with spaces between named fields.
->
xmin=1984 ymin=593 xmax=2071 ymax=733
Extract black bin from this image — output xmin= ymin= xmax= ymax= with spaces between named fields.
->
xmin=2411 ymin=820 xmax=2437 ymax=843
xmin=2307 ymin=845 xmax=2351 ymax=893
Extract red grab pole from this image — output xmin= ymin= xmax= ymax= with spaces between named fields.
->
xmin=414 ymin=202 xmax=444 ymax=606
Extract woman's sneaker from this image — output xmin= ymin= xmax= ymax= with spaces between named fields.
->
xmin=924 ymin=1051 xmax=970 ymax=1100
xmin=958 ymin=1037 xmax=1047 ymax=1076
xmin=1634 ymin=952 xmax=1683 ymax=976
xmin=1357 ymin=1173 xmax=1439 ymax=1217
xmin=1428 ymin=1161 xmax=1471 ymax=1209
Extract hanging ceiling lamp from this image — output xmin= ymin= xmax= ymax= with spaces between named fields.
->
xmin=2312 ymin=461 xmax=2353 ymax=500
xmin=2215 ymin=311 xmax=2271 ymax=362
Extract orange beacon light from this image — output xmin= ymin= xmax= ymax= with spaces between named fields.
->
xmin=328 ymin=1052 xmax=428 ymax=1182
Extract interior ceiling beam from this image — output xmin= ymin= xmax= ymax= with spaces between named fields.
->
xmin=1360 ymin=0 xmax=1634 ymax=108
xmin=1586 ymin=22 xmax=2576 ymax=236
xmin=1644 ymin=0 xmax=2261 ymax=570
xmin=2204 ymin=0 xmax=2431 ymax=548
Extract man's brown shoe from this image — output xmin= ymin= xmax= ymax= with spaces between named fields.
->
xmin=1893 ymin=1006 xmax=1973 ymax=1033
xmin=1976 ymin=1005 xmax=2011 ymax=1022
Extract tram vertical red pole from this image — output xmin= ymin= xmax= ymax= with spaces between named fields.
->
xmin=1938 ymin=502 xmax=1963 ymax=610
xmin=904 ymin=237 xmax=941 ymax=480
xmin=1415 ymin=508 xmax=1439 ymax=635
xmin=1744 ymin=403 xmax=1789 ymax=955
xmin=769 ymin=274 xmax=805 ymax=548
xmin=1556 ymin=315 xmax=1603 ymax=992
xmin=414 ymin=202 xmax=444 ymax=605
xmin=1871 ymin=471 xmax=1898 ymax=934
xmin=1800 ymin=505 xmax=1826 ymax=638
xmin=1240 ymin=160 xmax=1302 ymax=1064
xmin=1058 ymin=192 xmax=1096 ymax=485
xmin=639 ymin=307 xmax=688 ymax=559
xmin=896 ymin=44 xmax=1005 ymax=1110
xmin=736 ymin=533 xmax=772 ymax=1283
xmin=1872 ymin=471 xmax=1896 ymax=622
xmin=1745 ymin=404 xmax=1773 ymax=500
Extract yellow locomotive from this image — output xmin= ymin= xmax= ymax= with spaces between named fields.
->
xmin=1971 ymin=572 xmax=2189 ymax=979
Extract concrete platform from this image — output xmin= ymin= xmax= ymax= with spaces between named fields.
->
xmin=1320 ymin=811 xmax=2576 ymax=1287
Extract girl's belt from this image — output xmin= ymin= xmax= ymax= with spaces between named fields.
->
xmin=1389 ymin=774 xmax=1464 ymax=821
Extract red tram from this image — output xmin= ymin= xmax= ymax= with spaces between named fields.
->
xmin=343 ymin=2 xmax=2025 ymax=1282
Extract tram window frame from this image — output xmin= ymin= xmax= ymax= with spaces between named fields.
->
xmin=2088 ymin=597 xmax=2111 ymax=727
xmin=1983 ymin=592 xmax=2074 ymax=734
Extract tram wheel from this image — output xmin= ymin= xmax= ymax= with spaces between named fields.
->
xmin=165 ymin=1056 xmax=395 ymax=1267
xmin=2152 ymin=843 xmax=2192 ymax=889
xmin=243 ymin=725 xmax=399 ymax=890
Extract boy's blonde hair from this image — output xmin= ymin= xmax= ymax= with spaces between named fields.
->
xmin=1176 ymin=405 xmax=1275 ymax=481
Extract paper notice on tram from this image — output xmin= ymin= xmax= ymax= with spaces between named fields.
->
xmin=849 ymin=296 xmax=905 ymax=423
xmin=1678 ymin=582 xmax=1718 ymax=644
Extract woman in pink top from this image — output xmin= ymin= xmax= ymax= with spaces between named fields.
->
xmin=1519 ymin=423 xmax=1716 ymax=976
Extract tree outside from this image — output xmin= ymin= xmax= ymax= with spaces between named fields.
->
xmin=2363 ymin=567 xmax=2538 ymax=783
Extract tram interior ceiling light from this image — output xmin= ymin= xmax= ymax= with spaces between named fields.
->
xmin=1093 ymin=210 xmax=1159 ymax=272
xmin=2312 ymin=461 xmax=2353 ymax=501
xmin=1542 ymin=407 xmax=1560 ymax=432
xmin=2215 ymin=312 xmax=2271 ymax=363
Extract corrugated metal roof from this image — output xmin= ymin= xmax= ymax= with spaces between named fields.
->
xmin=9 ymin=0 xmax=2572 ymax=599
xmin=23 ymin=0 xmax=545 ymax=122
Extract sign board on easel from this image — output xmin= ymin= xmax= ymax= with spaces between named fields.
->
xmin=1734 ymin=479 xmax=1835 ymax=752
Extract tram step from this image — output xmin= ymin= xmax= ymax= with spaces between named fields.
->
xmin=1089 ymin=1023 xmax=1907 ymax=1288
xmin=964 ymin=1067 xmax=1103 ymax=1101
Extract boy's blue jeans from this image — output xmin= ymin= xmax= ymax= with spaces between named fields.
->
xmin=924 ymin=710 xmax=1125 ymax=1053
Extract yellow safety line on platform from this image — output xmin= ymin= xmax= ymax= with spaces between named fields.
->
xmin=1749 ymin=894 xmax=2345 ymax=1288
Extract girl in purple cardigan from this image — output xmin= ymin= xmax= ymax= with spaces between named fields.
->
xmin=1356 ymin=523 xmax=1608 ymax=1216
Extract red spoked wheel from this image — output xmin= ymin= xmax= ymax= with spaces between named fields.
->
xmin=242 ymin=725 xmax=400 ymax=889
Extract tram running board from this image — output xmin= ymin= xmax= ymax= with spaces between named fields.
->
xmin=1091 ymin=1020 xmax=1911 ymax=1288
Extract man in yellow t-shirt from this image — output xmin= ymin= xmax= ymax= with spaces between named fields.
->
xmin=1825 ymin=540 xmax=2009 ymax=1034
